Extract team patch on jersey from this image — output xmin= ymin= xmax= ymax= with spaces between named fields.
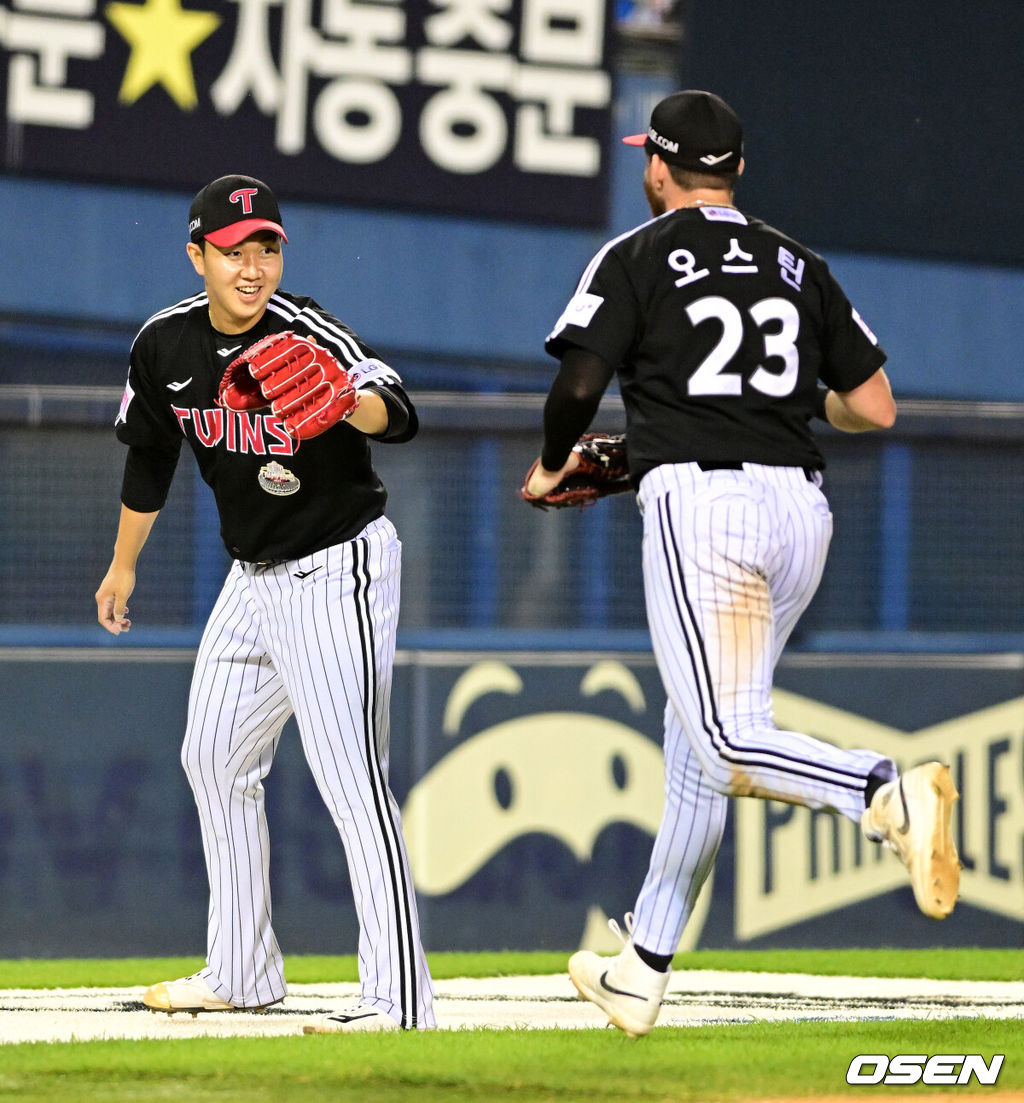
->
xmin=699 ymin=206 xmax=748 ymax=224
xmin=258 ymin=461 xmax=301 ymax=496
xmin=548 ymin=292 xmax=604 ymax=339
xmin=115 ymin=381 xmax=134 ymax=426
xmin=348 ymin=358 xmax=400 ymax=389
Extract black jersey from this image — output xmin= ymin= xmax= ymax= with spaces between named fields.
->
xmin=115 ymin=289 xmax=417 ymax=562
xmin=545 ymin=205 xmax=886 ymax=483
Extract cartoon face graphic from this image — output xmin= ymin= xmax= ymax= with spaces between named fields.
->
xmin=401 ymin=660 xmax=713 ymax=951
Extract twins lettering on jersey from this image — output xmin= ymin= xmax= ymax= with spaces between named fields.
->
xmin=168 ymin=358 xmax=399 ymax=455
xmin=173 ymin=406 xmax=296 ymax=455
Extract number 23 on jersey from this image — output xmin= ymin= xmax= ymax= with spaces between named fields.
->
xmin=669 ymin=247 xmax=803 ymax=399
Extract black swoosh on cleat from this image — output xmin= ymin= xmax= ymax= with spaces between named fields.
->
xmin=328 ymin=1012 xmax=377 ymax=1024
xmin=896 ymin=778 xmax=911 ymax=835
xmin=599 ymin=972 xmax=647 ymax=1001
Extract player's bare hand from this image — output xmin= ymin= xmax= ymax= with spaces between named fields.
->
xmin=525 ymin=452 xmax=580 ymax=498
xmin=95 ymin=566 xmax=136 ymax=634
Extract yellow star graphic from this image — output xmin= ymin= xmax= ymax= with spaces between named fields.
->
xmin=106 ymin=0 xmax=221 ymax=110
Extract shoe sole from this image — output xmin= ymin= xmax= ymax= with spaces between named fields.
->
xmin=899 ymin=763 xmax=961 ymax=919
xmin=302 ymin=1019 xmax=397 ymax=1027
xmin=567 ymin=952 xmax=652 ymax=1039
xmin=143 ymin=996 xmax=283 ymax=1018
xmin=301 ymin=1022 xmax=400 ymax=1035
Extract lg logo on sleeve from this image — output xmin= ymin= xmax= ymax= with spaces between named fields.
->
xmin=847 ymin=1054 xmax=1004 ymax=1086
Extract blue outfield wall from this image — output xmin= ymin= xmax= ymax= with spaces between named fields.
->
xmin=0 ymin=645 xmax=1020 ymax=957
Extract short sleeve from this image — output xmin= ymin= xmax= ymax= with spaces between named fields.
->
xmin=114 ymin=331 xmax=182 ymax=449
xmin=818 ymin=269 xmax=887 ymax=392
xmin=544 ymin=248 xmax=640 ymax=367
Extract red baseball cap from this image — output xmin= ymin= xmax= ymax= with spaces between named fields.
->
xmin=188 ymin=175 xmax=288 ymax=247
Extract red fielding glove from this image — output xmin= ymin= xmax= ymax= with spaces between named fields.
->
xmin=220 ymin=331 xmax=360 ymax=441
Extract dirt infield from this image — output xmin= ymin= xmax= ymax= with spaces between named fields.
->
xmin=2 ymin=970 xmax=1022 ymax=1044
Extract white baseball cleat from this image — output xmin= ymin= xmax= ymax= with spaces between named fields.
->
xmin=861 ymin=761 xmax=960 ymax=919
xmin=302 ymin=1005 xmax=402 ymax=1034
xmin=142 ymin=972 xmax=282 ymax=1017
xmin=143 ymin=973 xmax=234 ymax=1016
xmin=568 ymin=930 xmax=670 ymax=1039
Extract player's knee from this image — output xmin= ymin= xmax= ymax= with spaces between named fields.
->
xmin=180 ymin=729 xmax=221 ymax=783
xmin=180 ymin=737 xmax=202 ymax=782
xmin=684 ymin=730 xmax=767 ymax=798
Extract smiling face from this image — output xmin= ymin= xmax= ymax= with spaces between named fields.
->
xmin=186 ymin=231 xmax=284 ymax=334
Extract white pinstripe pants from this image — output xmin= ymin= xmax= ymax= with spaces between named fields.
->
xmin=182 ymin=516 xmax=434 ymax=1027
xmin=632 ymin=463 xmax=894 ymax=954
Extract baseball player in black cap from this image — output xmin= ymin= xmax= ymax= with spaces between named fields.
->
xmin=96 ymin=174 xmax=435 ymax=1032
xmin=525 ymin=91 xmax=960 ymax=1036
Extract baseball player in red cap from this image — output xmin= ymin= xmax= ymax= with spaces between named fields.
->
xmin=96 ymin=174 xmax=435 ymax=1033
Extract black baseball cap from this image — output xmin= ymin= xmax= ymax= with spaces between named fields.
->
xmin=622 ymin=90 xmax=743 ymax=173
xmin=188 ymin=174 xmax=288 ymax=247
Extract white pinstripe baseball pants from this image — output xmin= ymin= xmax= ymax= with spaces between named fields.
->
xmin=181 ymin=516 xmax=434 ymax=1028
xmin=631 ymin=463 xmax=894 ymax=955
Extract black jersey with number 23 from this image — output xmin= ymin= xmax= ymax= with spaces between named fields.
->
xmin=545 ymin=205 xmax=886 ymax=483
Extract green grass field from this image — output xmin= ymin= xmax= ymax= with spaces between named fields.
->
xmin=1 ymin=950 xmax=1020 ymax=1102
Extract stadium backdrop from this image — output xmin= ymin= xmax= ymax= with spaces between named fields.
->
xmin=1 ymin=0 xmax=1022 ymax=955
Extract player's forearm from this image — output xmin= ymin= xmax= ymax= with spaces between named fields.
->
xmin=96 ymin=504 xmax=158 ymax=635
xmin=541 ymin=400 xmax=600 ymax=471
xmin=541 ymin=348 xmax=615 ymax=469
xmin=110 ymin=503 xmax=160 ymax=569
xmin=824 ymin=370 xmax=897 ymax=433
xmin=346 ymin=390 xmax=391 ymax=435
xmin=824 ymin=392 xmax=877 ymax=432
